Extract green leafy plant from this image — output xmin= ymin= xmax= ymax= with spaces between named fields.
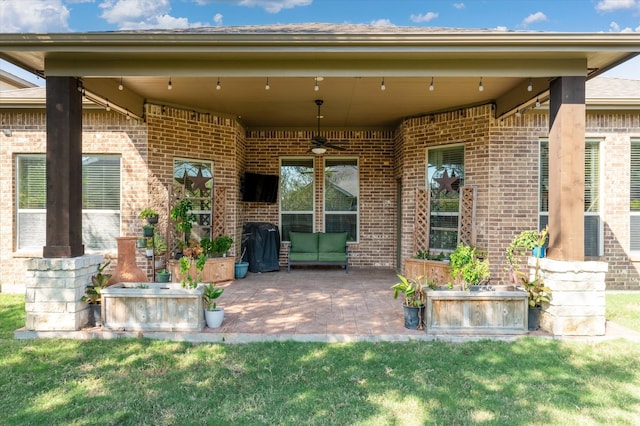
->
xmin=202 ymin=283 xmax=224 ymax=311
xmin=449 ymin=244 xmax=490 ymax=290
xmin=414 ymin=251 xmax=447 ymax=261
xmin=517 ymin=273 xmax=552 ymax=308
xmin=179 ymin=253 xmax=207 ymax=289
xmin=170 ymin=198 xmax=196 ymax=246
xmin=505 ymin=226 xmax=549 ymax=272
xmin=200 ymin=235 xmax=233 ymax=257
xmin=391 ymin=274 xmax=433 ymax=307
xmin=154 ymin=235 xmax=168 ymax=255
xmin=139 ymin=208 xmax=158 ymax=220
xmin=81 ymin=261 xmax=111 ymax=305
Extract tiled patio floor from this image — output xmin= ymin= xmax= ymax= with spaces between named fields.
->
xmin=14 ymin=268 xmax=640 ymax=343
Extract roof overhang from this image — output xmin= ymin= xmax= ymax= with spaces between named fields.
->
xmin=1 ymin=27 xmax=639 ymax=128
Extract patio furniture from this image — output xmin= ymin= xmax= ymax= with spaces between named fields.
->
xmin=287 ymin=231 xmax=349 ymax=273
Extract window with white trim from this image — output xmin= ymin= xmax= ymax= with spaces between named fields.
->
xmin=539 ymin=139 xmax=601 ymax=256
xmin=427 ymin=145 xmax=464 ymax=252
xmin=280 ymin=158 xmax=314 ymax=241
xmin=16 ymin=154 xmax=121 ymax=251
xmin=630 ymin=139 xmax=640 ymax=251
xmin=324 ymin=158 xmax=358 ymax=241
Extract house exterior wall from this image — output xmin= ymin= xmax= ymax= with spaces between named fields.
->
xmin=1 ymin=103 xmax=640 ymax=291
xmin=0 ymin=109 xmax=148 ymax=292
xmin=243 ymin=129 xmax=396 ymax=269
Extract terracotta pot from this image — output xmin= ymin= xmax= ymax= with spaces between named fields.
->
xmin=107 ymin=237 xmax=148 ymax=285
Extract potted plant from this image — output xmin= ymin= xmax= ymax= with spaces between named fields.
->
xmin=142 ymin=224 xmax=154 ymax=238
xmin=170 ymin=198 xmax=196 ymax=247
xmin=235 ymin=247 xmax=249 ymax=279
xmin=145 ymin=238 xmax=154 ymax=258
xmin=449 ymin=244 xmax=490 ymax=291
xmin=506 ymin=226 xmax=549 ymax=274
xmin=136 ymin=237 xmax=146 ymax=249
xmin=391 ymin=274 xmax=434 ymax=329
xmin=201 ymin=235 xmax=234 ymax=257
xmin=81 ymin=260 xmax=111 ymax=327
xmin=156 ymin=269 xmax=171 ymax=283
xmin=202 ymin=282 xmax=225 ymax=328
xmin=139 ymin=207 xmax=159 ymax=224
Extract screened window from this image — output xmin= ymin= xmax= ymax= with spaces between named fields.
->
xmin=539 ymin=139 xmax=601 ymax=256
xmin=630 ymin=139 xmax=640 ymax=251
xmin=324 ymin=158 xmax=358 ymax=241
xmin=428 ymin=145 xmax=464 ymax=252
xmin=280 ymin=158 xmax=314 ymax=241
xmin=16 ymin=155 xmax=121 ymax=251
xmin=174 ymin=158 xmax=213 ymax=242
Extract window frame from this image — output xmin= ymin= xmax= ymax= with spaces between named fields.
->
xmin=630 ymin=138 xmax=640 ymax=253
xmin=173 ymin=157 xmax=214 ymax=241
xmin=279 ymin=157 xmax=315 ymax=242
xmin=323 ymin=156 xmax=359 ymax=242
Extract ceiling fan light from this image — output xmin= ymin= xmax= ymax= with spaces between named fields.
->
xmin=312 ymin=147 xmax=326 ymax=155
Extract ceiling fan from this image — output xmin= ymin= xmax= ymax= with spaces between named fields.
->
xmin=309 ymin=99 xmax=347 ymax=154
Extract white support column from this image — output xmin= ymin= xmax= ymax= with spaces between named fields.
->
xmin=532 ymin=257 xmax=608 ymax=336
xmin=25 ymin=255 xmax=103 ymax=331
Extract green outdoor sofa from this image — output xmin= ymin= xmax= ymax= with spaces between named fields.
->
xmin=287 ymin=231 xmax=349 ymax=273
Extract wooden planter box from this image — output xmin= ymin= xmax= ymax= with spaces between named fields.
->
xmin=102 ymin=283 xmax=205 ymax=331
xmin=404 ymin=258 xmax=453 ymax=286
xmin=425 ymin=288 xmax=529 ymax=335
xmin=167 ymin=257 xmax=235 ymax=284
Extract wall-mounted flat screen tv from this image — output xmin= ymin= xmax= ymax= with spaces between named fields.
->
xmin=241 ymin=172 xmax=279 ymax=203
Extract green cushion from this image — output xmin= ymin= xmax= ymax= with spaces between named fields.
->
xmin=290 ymin=252 xmax=319 ymax=262
xmin=318 ymin=232 xmax=348 ymax=253
xmin=318 ymin=252 xmax=347 ymax=262
xmin=289 ymin=232 xmax=319 ymax=253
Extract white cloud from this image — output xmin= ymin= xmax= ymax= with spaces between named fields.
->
xmin=197 ymin=0 xmax=311 ymax=14
xmin=410 ymin=12 xmax=439 ymax=23
xmin=609 ymin=21 xmax=640 ymax=32
xmin=99 ymin=0 xmax=205 ymax=29
xmin=453 ymin=2 xmax=465 ymax=9
xmin=0 ymin=0 xmax=70 ymax=32
xmin=370 ymin=19 xmax=394 ymax=27
xmin=521 ymin=11 xmax=548 ymax=27
xmin=596 ymin=0 xmax=637 ymax=12
xmin=213 ymin=13 xmax=223 ymax=25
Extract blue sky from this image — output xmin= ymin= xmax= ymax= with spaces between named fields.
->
xmin=1 ymin=0 xmax=639 ymax=82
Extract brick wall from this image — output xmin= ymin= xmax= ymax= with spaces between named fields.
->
xmin=0 ymin=109 xmax=148 ymax=291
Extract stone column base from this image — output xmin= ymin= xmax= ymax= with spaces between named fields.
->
xmin=25 ymin=255 xmax=103 ymax=331
xmin=532 ymin=257 xmax=607 ymax=336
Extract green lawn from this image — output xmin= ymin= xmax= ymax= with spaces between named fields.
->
xmin=606 ymin=293 xmax=640 ymax=332
xmin=1 ymin=293 xmax=640 ymax=425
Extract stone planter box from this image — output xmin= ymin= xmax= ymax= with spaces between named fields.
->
xmin=425 ymin=287 xmax=529 ymax=335
xmin=404 ymin=258 xmax=453 ymax=286
xmin=101 ymin=282 xmax=205 ymax=332
xmin=168 ymin=257 xmax=235 ymax=284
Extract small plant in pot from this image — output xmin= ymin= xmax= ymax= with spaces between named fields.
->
xmin=139 ymin=208 xmax=159 ymax=224
xmin=201 ymin=235 xmax=233 ymax=257
xmin=506 ymin=226 xmax=549 ymax=275
xmin=203 ymin=282 xmax=225 ymax=328
xmin=235 ymin=247 xmax=249 ymax=279
xmin=81 ymin=261 xmax=111 ymax=327
xmin=391 ymin=274 xmax=434 ymax=329
xmin=449 ymin=244 xmax=490 ymax=291
xmin=156 ymin=269 xmax=171 ymax=283
xmin=142 ymin=224 xmax=154 ymax=238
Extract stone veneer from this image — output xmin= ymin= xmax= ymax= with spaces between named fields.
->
xmin=25 ymin=254 xmax=103 ymax=331
xmin=534 ymin=257 xmax=608 ymax=336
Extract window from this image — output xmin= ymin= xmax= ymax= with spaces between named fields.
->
xmin=16 ymin=154 xmax=121 ymax=251
xmin=427 ymin=145 xmax=464 ymax=252
xmin=539 ymin=139 xmax=601 ymax=256
xmin=280 ymin=158 xmax=314 ymax=241
xmin=324 ymin=158 xmax=358 ymax=241
xmin=173 ymin=158 xmax=213 ymax=242
xmin=630 ymin=139 xmax=640 ymax=251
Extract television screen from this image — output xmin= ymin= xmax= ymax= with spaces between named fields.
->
xmin=241 ymin=172 xmax=279 ymax=203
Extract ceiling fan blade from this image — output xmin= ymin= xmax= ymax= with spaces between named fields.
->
xmin=324 ymin=142 xmax=347 ymax=151
xmin=311 ymin=136 xmax=327 ymax=145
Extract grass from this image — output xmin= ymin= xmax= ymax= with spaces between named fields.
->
xmin=1 ymin=294 xmax=640 ymax=425
xmin=606 ymin=293 xmax=640 ymax=332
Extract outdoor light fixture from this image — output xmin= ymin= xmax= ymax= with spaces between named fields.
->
xmin=216 ymin=78 xmax=221 ymax=90
xmin=311 ymin=147 xmax=327 ymax=155
xmin=126 ymin=110 xmax=130 ymax=120
xmin=106 ymin=100 xmax=110 ymax=111
xmin=314 ymin=78 xmax=320 ymax=91
xmin=118 ymin=77 xmax=123 ymax=91
xmin=478 ymin=77 xmax=484 ymax=92
xmin=535 ymin=98 xmax=541 ymax=107
xmin=515 ymin=109 xmax=522 ymax=117
xmin=265 ymin=77 xmax=270 ymax=90
xmin=429 ymin=77 xmax=435 ymax=92
xmin=527 ymin=78 xmax=533 ymax=92
xmin=381 ymin=77 xmax=386 ymax=91
xmin=168 ymin=78 xmax=173 ymax=90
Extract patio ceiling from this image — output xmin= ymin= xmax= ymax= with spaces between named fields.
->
xmin=1 ymin=25 xmax=639 ymax=129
